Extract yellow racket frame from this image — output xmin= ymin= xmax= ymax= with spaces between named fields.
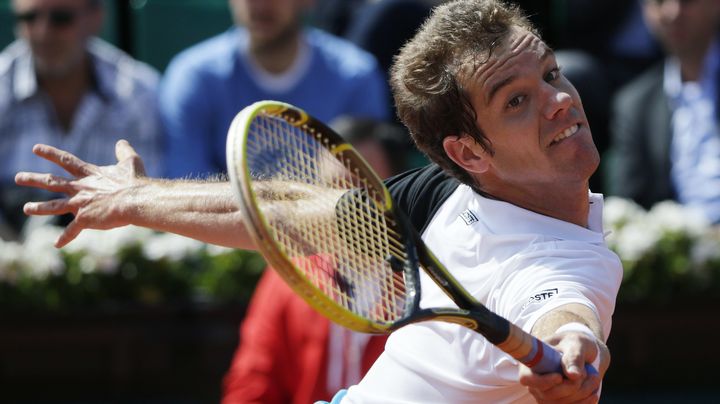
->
xmin=226 ymin=100 xmax=397 ymax=334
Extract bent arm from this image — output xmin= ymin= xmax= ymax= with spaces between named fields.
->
xmin=532 ymin=303 xmax=609 ymax=373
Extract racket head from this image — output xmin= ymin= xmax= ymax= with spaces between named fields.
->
xmin=226 ymin=100 xmax=420 ymax=333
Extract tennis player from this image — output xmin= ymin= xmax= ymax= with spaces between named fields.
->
xmin=15 ymin=0 xmax=622 ymax=402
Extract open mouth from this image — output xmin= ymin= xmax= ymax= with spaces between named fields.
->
xmin=550 ymin=124 xmax=579 ymax=146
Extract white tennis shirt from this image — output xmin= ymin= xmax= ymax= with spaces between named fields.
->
xmin=343 ymin=184 xmax=623 ymax=403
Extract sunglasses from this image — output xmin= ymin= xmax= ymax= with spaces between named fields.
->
xmin=14 ymin=8 xmax=79 ymax=28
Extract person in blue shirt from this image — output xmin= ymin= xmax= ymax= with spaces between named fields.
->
xmin=0 ymin=0 xmax=162 ymax=238
xmin=607 ymin=0 xmax=720 ymax=224
xmin=160 ymin=0 xmax=390 ymax=179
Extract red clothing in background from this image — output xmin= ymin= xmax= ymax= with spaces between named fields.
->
xmin=222 ymin=267 xmax=387 ymax=404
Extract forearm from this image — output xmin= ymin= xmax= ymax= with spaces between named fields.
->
xmin=123 ymin=179 xmax=255 ymax=249
xmin=531 ymin=303 xmax=603 ymax=340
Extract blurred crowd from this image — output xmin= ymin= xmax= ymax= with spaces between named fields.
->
xmin=2 ymin=0 xmax=720 ymax=402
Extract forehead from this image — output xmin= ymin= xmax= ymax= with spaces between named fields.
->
xmin=462 ymin=28 xmax=551 ymax=104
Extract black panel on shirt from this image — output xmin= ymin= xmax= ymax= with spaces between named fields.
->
xmin=384 ymin=164 xmax=461 ymax=234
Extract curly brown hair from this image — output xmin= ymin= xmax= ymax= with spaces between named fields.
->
xmin=390 ymin=0 xmax=537 ymax=186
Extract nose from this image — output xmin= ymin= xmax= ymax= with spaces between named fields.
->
xmin=542 ymin=84 xmax=573 ymax=120
xmin=659 ymin=0 xmax=682 ymax=22
xmin=647 ymin=0 xmax=683 ymax=22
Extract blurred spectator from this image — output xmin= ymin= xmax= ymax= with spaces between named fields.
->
xmin=221 ymin=117 xmax=408 ymax=404
xmin=160 ymin=0 xmax=390 ymax=179
xmin=607 ymin=0 xmax=720 ymax=224
xmin=0 ymin=0 xmax=163 ymax=238
xmin=341 ymin=0 xmax=434 ymax=122
xmin=311 ymin=0 xmax=368 ymax=36
xmin=340 ymin=0 xmax=435 ymax=74
xmin=330 ymin=115 xmax=414 ymax=175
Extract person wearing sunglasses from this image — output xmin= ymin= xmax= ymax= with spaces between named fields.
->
xmin=0 ymin=0 xmax=164 ymax=239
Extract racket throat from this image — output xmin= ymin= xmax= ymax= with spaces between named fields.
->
xmin=394 ymin=308 xmax=510 ymax=345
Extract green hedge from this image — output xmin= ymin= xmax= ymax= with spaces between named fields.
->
xmin=0 ymin=225 xmax=265 ymax=313
xmin=2 ymin=197 xmax=720 ymax=312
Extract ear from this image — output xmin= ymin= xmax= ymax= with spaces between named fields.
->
xmin=442 ymin=135 xmax=490 ymax=174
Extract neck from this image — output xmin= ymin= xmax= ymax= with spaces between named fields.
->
xmin=479 ymin=180 xmax=591 ymax=228
xmin=37 ymin=58 xmax=92 ymax=132
xmin=678 ymin=39 xmax=714 ymax=82
xmin=249 ymin=32 xmax=301 ymax=74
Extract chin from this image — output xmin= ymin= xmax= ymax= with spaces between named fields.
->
xmin=35 ymin=61 xmax=75 ymax=79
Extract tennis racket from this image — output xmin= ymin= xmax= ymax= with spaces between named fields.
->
xmin=226 ymin=100 xmax=592 ymax=375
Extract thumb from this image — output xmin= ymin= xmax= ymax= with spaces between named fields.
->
xmin=115 ymin=139 xmax=138 ymax=161
xmin=115 ymin=139 xmax=146 ymax=176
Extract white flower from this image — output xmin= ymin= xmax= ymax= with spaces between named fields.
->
xmin=603 ymin=196 xmax=646 ymax=230
xmin=142 ymin=233 xmax=205 ymax=261
xmin=19 ymin=225 xmax=65 ymax=280
xmin=645 ymin=200 xmax=709 ymax=237
xmin=65 ymin=225 xmax=154 ymax=255
xmin=206 ymin=243 xmax=234 ymax=256
xmin=603 ymin=198 xmax=716 ymax=265
xmin=611 ymin=217 xmax=660 ymax=262
xmin=690 ymin=233 xmax=720 ymax=266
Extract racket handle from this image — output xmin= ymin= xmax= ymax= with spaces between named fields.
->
xmin=499 ymin=323 xmax=598 ymax=376
xmin=531 ymin=338 xmax=598 ymax=376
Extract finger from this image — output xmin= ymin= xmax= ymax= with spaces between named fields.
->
xmin=557 ymin=337 xmax=590 ymax=380
xmin=519 ymin=369 xmax=563 ymax=391
xmin=24 ymin=198 xmax=74 ymax=216
xmin=32 ymin=144 xmax=96 ymax=177
xmin=115 ymin=140 xmax=147 ymax=176
xmin=534 ymin=377 xmax=583 ymax=402
xmin=577 ymin=372 xmax=601 ymax=401
xmin=56 ymin=220 xmax=83 ymax=248
xmin=115 ymin=139 xmax=138 ymax=161
xmin=543 ymin=370 xmax=599 ymax=403
xmin=15 ymin=172 xmax=74 ymax=194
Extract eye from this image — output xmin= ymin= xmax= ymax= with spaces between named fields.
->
xmin=507 ymin=94 xmax=525 ymax=109
xmin=544 ymin=67 xmax=561 ymax=82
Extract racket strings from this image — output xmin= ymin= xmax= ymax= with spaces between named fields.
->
xmin=247 ymin=113 xmax=410 ymax=323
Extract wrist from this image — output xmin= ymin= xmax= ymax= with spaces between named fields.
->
xmin=555 ymin=322 xmax=602 ymax=371
xmin=120 ymin=179 xmax=154 ymax=227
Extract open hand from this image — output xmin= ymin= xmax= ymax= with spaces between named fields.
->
xmin=14 ymin=140 xmax=147 ymax=247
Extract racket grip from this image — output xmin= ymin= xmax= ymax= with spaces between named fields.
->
xmin=531 ymin=339 xmax=599 ymax=376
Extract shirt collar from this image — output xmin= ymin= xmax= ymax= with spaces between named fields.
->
xmin=11 ymin=39 xmax=112 ymax=103
xmin=664 ymin=36 xmax=720 ymax=103
xmin=470 ymin=188 xmax=607 ymax=244
xmin=12 ymin=42 xmax=37 ymax=101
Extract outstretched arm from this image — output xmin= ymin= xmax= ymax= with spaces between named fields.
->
xmin=15 ymin=141 xmax=252 ymax=249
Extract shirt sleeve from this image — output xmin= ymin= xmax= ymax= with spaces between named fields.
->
xmin=385 ymin=164 xmax=460 ymax=234
xmin=490 ymin=245 xmax=623 ymax=342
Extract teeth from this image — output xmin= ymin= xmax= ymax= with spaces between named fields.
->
xmin=552 ymin=124 xmax=579 ymax=144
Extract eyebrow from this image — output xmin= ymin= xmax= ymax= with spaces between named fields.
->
xmin=485 ymin=46 xmax=555 ymax=106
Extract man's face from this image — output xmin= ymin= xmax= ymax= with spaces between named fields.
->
xmin=229 ymin=0 xmax=310 ymax=51
xmin=464 ymin=28 xmax=599 ymax=193
xmin=12 ymin=0 xmax=100 ymax=78
xmin=642 ymin=0 xmax=720 ymax=58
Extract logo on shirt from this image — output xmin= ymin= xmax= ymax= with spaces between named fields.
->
xmin=459 ymin=209 xmax=478 ymax=225
xmin=521 ymin=288 xmax=559 ymax=310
